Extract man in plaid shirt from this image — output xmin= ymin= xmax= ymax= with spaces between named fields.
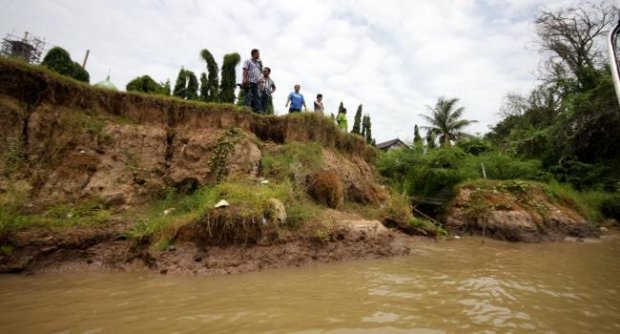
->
xmin=259 ymin=67 xmax=276 ymax=114
xmin=242 ymin=49 xmax=262 ymax=112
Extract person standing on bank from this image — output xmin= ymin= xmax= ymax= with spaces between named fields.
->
xmin=314 ymin=94 xmax=325 ymax=115
xmin=336 ymin=107 xmax=348 ymax=132
xmin=285 ymin=84 xmax=307 ymax=113
xmin=259 ymin=67 xmax=276 ymax=113
xmin=242 ymin=49 xmax=262 ymax=113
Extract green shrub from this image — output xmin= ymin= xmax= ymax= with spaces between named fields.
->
xmin=601 ymin=195 xmax=620 ymax=221
xmin=41 ymin=47 xmax=89 ymax=83
xmin=126 ymin=75 xmax=168 ymax=95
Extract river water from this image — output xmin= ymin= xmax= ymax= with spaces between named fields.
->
xmin=1 ymin=235 xmax=619 ymax=334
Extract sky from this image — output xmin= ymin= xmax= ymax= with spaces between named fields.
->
xmin=1 ymin=0 xmax=577 ymax=143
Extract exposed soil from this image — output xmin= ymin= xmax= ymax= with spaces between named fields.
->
xmin=444 ymin=181 xmax=600 ymax=242
xmin=0 ymin=217 xmax=413 ymax=275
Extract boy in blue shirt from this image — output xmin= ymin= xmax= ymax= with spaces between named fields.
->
xmin=285 ymin=84 xmax=307 ymax=113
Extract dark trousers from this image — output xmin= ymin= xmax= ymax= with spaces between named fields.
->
xmin=260 ymin=94 xmax=272 ymax=114
xmin=244 ymin=83 xmax=261 ymax=113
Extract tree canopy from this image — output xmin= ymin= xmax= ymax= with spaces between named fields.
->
xmin=420 ymin=97 xmax=476 ymax=148
xmin=41 ymin=47 xmax=90 ymax=83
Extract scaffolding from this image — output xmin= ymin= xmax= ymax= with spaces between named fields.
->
xmin=1 ymin=31 xmax=46 ymax=64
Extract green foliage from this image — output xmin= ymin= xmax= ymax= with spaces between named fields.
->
xmin=456 ymin=137 xmax=492 ymax=155
xmin=352 ymin=105 xmax=362 ymax=134
xmin=1 ymin=136 xmax=25 ymax=176
xmin=425 ymin=130 xmax=437 ymax=149
xmin=173 ymin=68 xmax=187 ymax=98
xmin=199 ymin=72 xmax=208 ymax=101
xmin=125 ymin=179 xmax=318 ymax=241
xmin=208 ymin=128 xmax=244 ymax=182
xmin=0 ymin=189 xmax=27 ymax=238
xmin=0 ymin=189 xmax=112 ymax=238
xmin=486 ymin=2 xmax=620 ymax=191
xmin=362 ymin=114 xmax=372 ymax=144
xmin=200 ymin=49 xmax=219 ymax=102
xmin=377 ymin=146 xmax=552 ymax=201
xmin=409 ymin=217 xmax=447 ymax=236
xmin=420 ymin=97 xmax=476 ymax=147
xmin=413 ymin=124 xmax=422 ymax=150
xmin=474 ymin=151 xmax=550 ymax=181
xmin=601 ymin=195 xmax=620 ymax=221
xmin=236 ymin=88 xmax=246 ymax=107
xmin=126 ymin=75 xmax=168 ymax=95
xmin=41 ymin=46 xmax=89 ymax=83
xmin=220 ymin=53 xmax=241 ymax=103
xmin=172 ymin=69 xmax=198 ymax=100
xmin=312 ymin=219 xmax=337 ymax=243
xmin=186 ymin=71 xmax=199 ymax=100
xmin=261 ymin=142 xmax=324 ymax=181
xmin=542 ymin=181 xmax=612 ymax=223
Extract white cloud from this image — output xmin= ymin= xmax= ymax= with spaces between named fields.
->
xmin=0 ymin=0 xmax=577 ymax=142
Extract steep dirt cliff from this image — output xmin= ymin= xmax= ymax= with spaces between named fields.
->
xmin=0 ymin=59 xmax=416 ymax=274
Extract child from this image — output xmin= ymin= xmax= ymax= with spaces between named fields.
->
xmin=336 ymin=108 xmax=348 ymax=132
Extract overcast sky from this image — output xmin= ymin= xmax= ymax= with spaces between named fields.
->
xmin=2 ymin=0 xmax=576 ymax=143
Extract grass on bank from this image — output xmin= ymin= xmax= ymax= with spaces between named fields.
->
xmin=459 ymin=179 xmax=614 ymax=225
xmin=0 ymin=190 xmax=113 ymax=240
xmin=124 ymin=179 xmax=322 ymax=245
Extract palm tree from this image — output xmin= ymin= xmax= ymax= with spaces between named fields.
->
xmin=420 ymin=97 xmax=477 ymax=147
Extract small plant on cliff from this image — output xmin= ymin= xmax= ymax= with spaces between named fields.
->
xmin=1 ymin=137 xmax=25 ymax=176
xmin=208 ymin=128 xmax=244 ymax=182
xmin=261 ymin=142 xmax=324 ymax=182
xmin=409 ymin=217 xmax=447 ymax=237
xmin=312 ymin=219 xmax=337 ymax=243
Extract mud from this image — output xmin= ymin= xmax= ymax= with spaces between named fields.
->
xmin=0 ymin=219 xmax=412 ymax=275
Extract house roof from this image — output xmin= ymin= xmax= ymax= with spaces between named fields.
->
xmin=376 ymin=138 xmax=409 ymax=150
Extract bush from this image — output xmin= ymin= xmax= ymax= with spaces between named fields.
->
xmin=41 ymin=47 xmax=89 ymax=83
xmin=473 ymin=152 xmax=551 ymax=181
xmin=601 ymin=195 xmax=620 ymax=221
xmin=126 ymin=75 xmax=168 ymax=95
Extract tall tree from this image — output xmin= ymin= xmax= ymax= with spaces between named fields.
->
xmin=352 ymin=105 xmax=362 ymax=135
xmin=535 ymin=1 xmax=616 ymax=87
xmin=173 ymin=68 xmax=187 ymax=98
xmin=420 ymin=97 xmax=476 ymax=148
xmin=220 ymin=52 xmax=241 ymax=103
xmin=162 ymin=79 xmax=171 ymax=96
xmin=363 ymin=114 xmax=373 ymax=144
xmin=236 ymin=89 xmax=246 ymax=107
xmin=186 ymin=70 xmax=199 ymax=100
xmin=425 ymin=130 xmax=437 ymax=149
xmin=200 ymin=49 xmax=219 ymax=102
xmin=413 ymin=124 xmax=422 ymax=145
xmin=199 ymin=72 xmax=208 ymax=101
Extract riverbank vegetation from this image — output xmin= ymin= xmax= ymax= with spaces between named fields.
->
xmin=378 ymin=1 xmax=619 ymax=226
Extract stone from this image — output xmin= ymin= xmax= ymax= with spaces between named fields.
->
xmin=268 ymin=198 xmax=287 ymax=224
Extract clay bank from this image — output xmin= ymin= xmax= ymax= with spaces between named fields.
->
xmin=0 ymin=59 xmax=600 ymax=275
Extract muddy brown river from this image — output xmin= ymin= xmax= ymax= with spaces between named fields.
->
xmin=1 ymin=235 xmax=619 ymax=333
